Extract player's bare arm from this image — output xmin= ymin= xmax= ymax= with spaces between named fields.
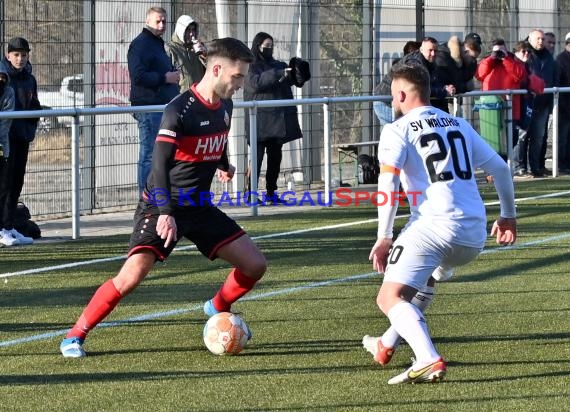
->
xmin=156 ymin=214 xmax=177 ymax=248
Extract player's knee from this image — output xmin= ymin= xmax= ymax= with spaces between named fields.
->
xmin=243 ymin=254 xmax=267 ymax=279
xmin=376 ymin=294 xmax=390 ymax=315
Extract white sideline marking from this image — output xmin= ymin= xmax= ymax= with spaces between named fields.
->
xmin=1 ymin=232 xmax=570 ymax=349
xmin=0 ymin=190 xmax=569 ymax=348
xmin=2 ymin=189 xmax=569 ymax=280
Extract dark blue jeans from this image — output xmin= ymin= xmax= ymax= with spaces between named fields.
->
xmin=133 ymin=111 xmax=163 ymax=193
xmin=558 ymin=116 xmax=570 ymax=170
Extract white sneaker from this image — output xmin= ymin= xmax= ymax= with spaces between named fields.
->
xmin=0 ymin=229 xmax=18 ymax=246
xmin=387 ymin=358 xmax=446 ymax=384
xmin=9 ymin=229 xmax=33 ymax=245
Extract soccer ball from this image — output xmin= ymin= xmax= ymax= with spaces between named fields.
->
xmin=203 ymin=312 xmax=250 ymax=355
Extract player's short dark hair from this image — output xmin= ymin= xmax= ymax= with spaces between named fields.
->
xmin=422 ymin=36 xmax=438 ymax=45
xmin=207 ymin=38 xmax=254 ymax=63
xmin=390 ymin=62 xmax=431 ymax=102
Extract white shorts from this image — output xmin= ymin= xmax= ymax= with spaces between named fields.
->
xmin=383 ymin=222 xmax=483 ymax=290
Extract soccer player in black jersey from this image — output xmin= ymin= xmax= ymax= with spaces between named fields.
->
xmin=60 ymin=38 xmax=265 ymax=358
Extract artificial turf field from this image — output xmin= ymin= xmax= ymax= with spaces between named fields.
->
xmin=1 ymin=177 xmax=569 ymax=411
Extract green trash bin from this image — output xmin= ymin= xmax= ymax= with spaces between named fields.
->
xmin=475 ymin=95 xmax=503 ymax=153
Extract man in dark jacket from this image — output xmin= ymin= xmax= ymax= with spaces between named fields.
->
xmin=376 ymin=37 xmax=455 ymax=114
xmin=128 ymin=6 xmax=180 ymax=193
xmin=434 ymin=33 xmax=481 ymax=113
xmin=0 ymin=37 xmax=39 ymax=246
xmin=519 ymin=29 xmax=557 ymax=177
xmin=556 ymin=32 xmax=570 ymax=173
xmin=244 ymin=32 xmax=308 ymax=205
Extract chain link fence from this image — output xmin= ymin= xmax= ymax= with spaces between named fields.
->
xmin=1 ymin=0 xmax=568 ymax=218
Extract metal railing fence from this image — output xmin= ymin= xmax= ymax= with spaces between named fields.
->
xmin=1 ymin=86 xmax=569 ymax=238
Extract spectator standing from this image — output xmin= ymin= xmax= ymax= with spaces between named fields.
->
xmin=556 ymin=32 xmax=570 ymax=173
xmin=60 ymin=38 xmax=264 ymax=358
xmin=375 ymin=37 xmax=455 ymax=118
xmin=435 ymin=32 xmax=482 ymax=114
xmin=0 ymin=67 xmax=15 ymax=246
xmin=0 ymin=37 xmax=39 ymax=246
xmin=243 ymin=32 xmax=310 ymax=205
xmin=511 ymin=41 xmax=546 ymax=176
xmin=539 ymin=31 xmax=557 ymax=173
xmin=128 ymin=6 xmax=180 ymax=194
xmin=405 ymin=37 xmax=455 ymax=112
xmin=374 ymin=41 xmax=420 ymax=124
xmin=544 ymin=32 xmax=556 ymax=55
xmin=515 ymin=29 xmax=557 ymax=177
xmin=475 ymin=38 xmax=527 ymax=159
xmin=436 ymin=33 xmax=482 ymax=94
xmin=166 ymin=15 xmax=206 ymax=93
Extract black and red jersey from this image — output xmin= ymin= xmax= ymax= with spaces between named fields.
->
xmin=145 ymin=84 xmax=233 ymax=214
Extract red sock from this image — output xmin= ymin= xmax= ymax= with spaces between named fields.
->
xmin=66 ymin=279 xmax=122 ymax=340
xmin=212 ymin=268 xmax=258 ymax=312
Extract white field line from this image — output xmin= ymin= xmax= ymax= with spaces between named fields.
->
xmin=1 ymin=190 xmax=569 ymax=280
xmin=0 ymin=190 xmax=569 ymax=348
xmin=1 ymin=231 xmax=570 ymax=349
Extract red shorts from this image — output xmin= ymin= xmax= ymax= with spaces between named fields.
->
xmin=128 ymin=201 xmax=245 ymax=261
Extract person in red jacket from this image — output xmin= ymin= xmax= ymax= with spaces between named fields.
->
xmin=476 ymin=38 xmax=528 ymax=127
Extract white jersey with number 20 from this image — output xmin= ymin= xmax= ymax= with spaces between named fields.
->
xmin=378 ymin=106 xmax=498 ymax=248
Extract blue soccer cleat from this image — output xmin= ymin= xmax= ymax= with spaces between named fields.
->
xmin=203 ymin=299 xmax=221 ymax=317
xmin=60 ymin=337 xmax=86 ymax=358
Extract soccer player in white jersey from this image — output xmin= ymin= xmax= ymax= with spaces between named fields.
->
xmin=362 ymin=63 xmax=517 ymax=384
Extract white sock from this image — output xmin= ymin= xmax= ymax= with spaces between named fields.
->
xmin=381 ymin=285 xmax=435 ymax=348
xmin=387 ymin=301 xmax=441 ymax=365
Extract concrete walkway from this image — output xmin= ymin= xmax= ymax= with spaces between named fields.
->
xmin=34 ymin=201 xmax=324 ymax=242
xmin=31 ymin=185 xmax=384 ymax=242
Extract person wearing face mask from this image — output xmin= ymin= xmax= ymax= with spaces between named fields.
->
xmin=243 ymin=32 xmax=309 ymax=205
xmin=128 ymin=6 xmax=181 ymax=194
xmin=166 ymin=15 xmax=207 ymax=93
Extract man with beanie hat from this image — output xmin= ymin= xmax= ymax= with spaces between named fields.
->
xmin=128 ymin=6 xmax=180 ymax=194
xmin=166 ymin=15 xmax=207 ymax=93
xmin=0 ymin=37 xmax=39 ymax=246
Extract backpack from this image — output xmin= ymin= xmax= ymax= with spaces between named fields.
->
xmin=13 ymin=202 xmax=41 ymax=239
xmin=357 ymin=154 xmax=380 ymax=184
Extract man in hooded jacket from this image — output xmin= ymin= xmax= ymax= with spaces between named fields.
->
xmin=166 ymin=15 xmax=207 ymax=93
